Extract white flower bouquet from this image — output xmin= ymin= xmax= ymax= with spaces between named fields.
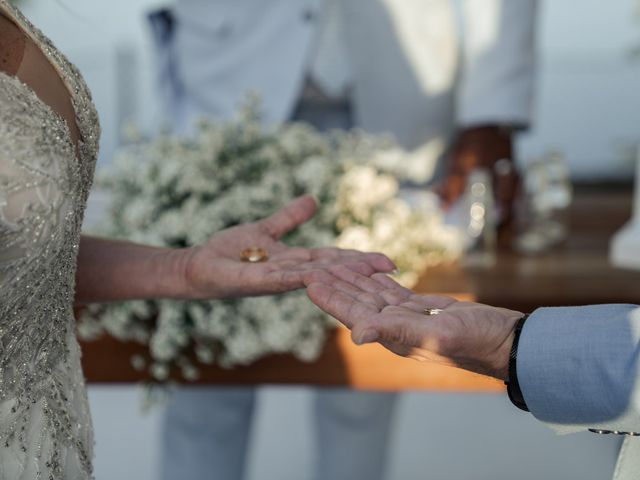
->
xmin=80 ymin=106 xmax=462 ymax=380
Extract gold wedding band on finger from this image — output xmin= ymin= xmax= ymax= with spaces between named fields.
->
xmin=423 ymin=308 xmax=443 ymax=316
xmin=240 ymin=247 xmax=269 ymax=263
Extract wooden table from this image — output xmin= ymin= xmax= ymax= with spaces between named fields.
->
xmin=80 ymin=186 xmax=640 ymax=391
xmin=418 ymin=187 xmax=640 ymax=312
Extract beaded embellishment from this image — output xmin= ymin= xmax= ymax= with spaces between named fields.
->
xmin=0 ymin=1 xmax=100 ymax=478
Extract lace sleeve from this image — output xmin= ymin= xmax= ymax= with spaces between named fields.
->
xmin=0 ymin=73 xmax=78 ymax=267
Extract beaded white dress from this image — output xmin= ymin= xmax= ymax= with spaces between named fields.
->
xmin=0 ymin=1 xmax=100 ymax=478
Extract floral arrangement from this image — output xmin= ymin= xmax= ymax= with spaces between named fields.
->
xmin=79 ymin=106 xmax=462 ymax=381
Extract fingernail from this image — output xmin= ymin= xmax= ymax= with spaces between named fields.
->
xmin=355 ymin=329 xmax=379 ymax=345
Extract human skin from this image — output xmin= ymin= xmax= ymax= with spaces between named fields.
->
xmin=75 ymin=196 xmax=396 ymax=304
xmin=439 ymin=125 xmax=519 ymax=224
xmin=305 ymin=267 xmax=523 ymax=381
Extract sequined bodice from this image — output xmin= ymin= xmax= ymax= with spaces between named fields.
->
xmin=0 ymin=1 xmax=100 ymax=478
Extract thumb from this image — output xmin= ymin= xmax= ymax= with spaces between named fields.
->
xmin=259 ymin=195 xmax=317 ymax=239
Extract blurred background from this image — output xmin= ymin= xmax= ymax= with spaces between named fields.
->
xmin=14 ymin=0 xmax=638 ymax=478
xmin=19 ymin=0 xmax=640 ymax=179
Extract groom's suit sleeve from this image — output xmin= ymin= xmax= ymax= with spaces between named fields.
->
xmin=517 ymin=304 xmax=640 ymax=435
xmin=457 ymin=0 xmax=538 ymax=129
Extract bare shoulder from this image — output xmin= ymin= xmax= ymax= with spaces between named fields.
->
xmin=0 ymin=13 xmax=26 ymax=76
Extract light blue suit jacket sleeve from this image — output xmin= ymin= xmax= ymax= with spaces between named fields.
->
xmin=518 ymin=304 xmax=640 ymax=434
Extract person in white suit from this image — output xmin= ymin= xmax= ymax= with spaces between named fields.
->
xmin=304 ymin=267 xmax=640 ymax=480
xmin=147 ymin=1 xmax=538 ymax=479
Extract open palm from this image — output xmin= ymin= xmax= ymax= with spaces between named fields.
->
xmin=306 ymin=266 xmax=523 ymax=380
xmin=183 ymin=196 xmax=395 ymax=299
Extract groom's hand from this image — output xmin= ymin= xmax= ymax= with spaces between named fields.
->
xmin=307 ymin=267 xmax=523 ymax=380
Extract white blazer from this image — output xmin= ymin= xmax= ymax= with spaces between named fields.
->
xmin=149 ymin=0 xmax=537 ymax=176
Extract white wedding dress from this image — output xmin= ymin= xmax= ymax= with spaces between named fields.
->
xmin=0 ymin=1 xmax=100 ymax=478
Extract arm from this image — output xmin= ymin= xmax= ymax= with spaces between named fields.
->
xmin=75 ymin=235 xmax=190 ymax=303
xmin=305 ymin=268 xmax=640 ymax=433
xmin=518 ymin=304 xmax=640 ymax=434
xmin=75 ymin=196 xmax=395 ymax=305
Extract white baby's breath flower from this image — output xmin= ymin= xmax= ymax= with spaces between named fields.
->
xmin=131 ymin=355 xmax=147 ymax=372
xmin=195 ymin=344 xmax=215 ymax=364
xmin=151 ymin=363 xmax=170 ymax=381
xmin=181 ymin=363 xmax=200 ymax=382
xmin=336 ymin=226 xmax=374 ymax=251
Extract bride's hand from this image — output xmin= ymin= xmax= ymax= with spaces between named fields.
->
xmin=182 ymin=196 xmax=396 ymax=299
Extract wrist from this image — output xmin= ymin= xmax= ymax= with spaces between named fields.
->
xmin=488 ymin=311 xmax=525 ymax=381
xmin=494 ymin=331 xmax=516 ymax=382
xmin=151 ymin=247 xmax=197 ymax=299
xmin=180 ymin=245 xmax=229 ymax=300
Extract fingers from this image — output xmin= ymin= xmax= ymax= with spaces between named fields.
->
xmin=271 ymin=247 xmax=395 ymax=278
xmin=310 ymin=247 xmax=396 ymax=273
xmin=371 ymin=273 xmax=458 ymax=311
xmin=350 ymin=308 xmax=425 ymax=348
xmin=301 ymin=262 xmax=456 ymax=313
xmin=321 ymin=250 xmax=395 ymax=274
xmin=306 ymin=272 xmax=459 ymax=356
xmin=370 ymin=273 xmax=413 ymax=296
xmin=329 ymin=266 xmax=411 ymax=305
xmin=301 ymin=272 xmax=385 ymax=310
xmin=259 ymin=196 xmax=317 ymax=239
xmin=332 ymin=278 xmax=388 ymax=310
xmin=306 ymin=282 xmax=380 ymax=328
xmin=365 ymin=252 xmax=396 ymax=273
